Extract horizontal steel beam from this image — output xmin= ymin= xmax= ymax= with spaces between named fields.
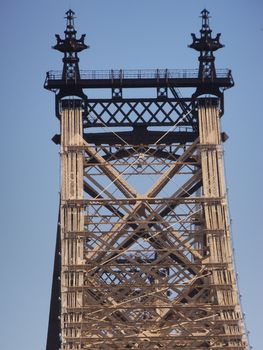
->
xmin=63 ymin=196 xmax=221 ymax=206
xmin=53 ymin=131 xmax=199 ymax=145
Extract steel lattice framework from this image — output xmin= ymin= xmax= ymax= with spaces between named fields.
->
xmin=45 ymin=9 xmax=249 ymax=350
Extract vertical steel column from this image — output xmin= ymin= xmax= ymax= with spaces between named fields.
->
xmin=198 ymin=98 xmax=247 ymax=349
xmin=60 ymin=100 xmax=85 ymax=349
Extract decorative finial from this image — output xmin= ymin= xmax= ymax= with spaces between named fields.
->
xmin=53 ymin=10 xmax=88 ymax=54
xmin=64 ymin=9 xmax=76 ymax=37
xmin=189 ymin=9 xmax=224 ymax=83
xmin=200 ymin=9 xmax=211 ymax=33
xmin=53 ymin=10 xmax=89 ymax=79
xmin=50 ymin=10 xmax=88 ymax=112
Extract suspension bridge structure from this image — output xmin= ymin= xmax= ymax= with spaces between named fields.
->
xmin=44 ymin=9 xmax=249 ymax=350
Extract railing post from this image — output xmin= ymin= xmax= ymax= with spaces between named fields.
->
xmin=165 ymin=69 xmax=168 ymax=83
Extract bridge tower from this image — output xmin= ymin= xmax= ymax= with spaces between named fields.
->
xmin=44 ymin=9 xmax=249 ymax=350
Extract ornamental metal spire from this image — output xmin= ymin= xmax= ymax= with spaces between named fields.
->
xmin=189 ymin=9 xmax=225 ymax=96
xmin=52 ymin=9 xmax=88 ymax=100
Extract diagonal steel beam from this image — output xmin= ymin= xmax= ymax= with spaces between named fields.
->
xmin=146 ymin=138 xmax=199 ymax=198
xmin=84 ymin=141 xmax=138 ymax=198
xmin=88 ymin=172 xmax=203 ymax=275
xmin=91 ymin=169 xmax=202 ymax=258
xmin=87 ymin=137 xmax=199 ymax=251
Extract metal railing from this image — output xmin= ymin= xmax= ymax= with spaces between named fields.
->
xmin=46 ymin=68 xmax=232 ymax=81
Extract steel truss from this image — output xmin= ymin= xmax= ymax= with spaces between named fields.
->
xmin=47 ymin=97 xmax=247 ymax=350
xmin=45 ymin=9 xmax=249 ymax=350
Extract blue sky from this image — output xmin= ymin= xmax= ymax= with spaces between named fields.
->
xmin=1 ymin=1 xmax=262 ymax=349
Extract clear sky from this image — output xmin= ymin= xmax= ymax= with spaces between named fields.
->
xmin=1 ymin=1 xmax=262 ymax=349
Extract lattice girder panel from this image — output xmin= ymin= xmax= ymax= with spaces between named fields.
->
xmin=84 ymin=98 xmax=196 ymax=128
